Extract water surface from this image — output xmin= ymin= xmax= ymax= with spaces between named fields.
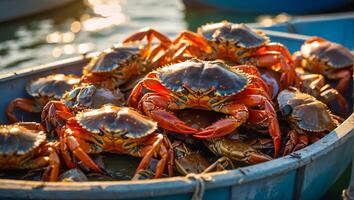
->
xmin=0 ymin=0 xmax=263 ymax=72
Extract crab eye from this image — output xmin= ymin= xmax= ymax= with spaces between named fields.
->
xmin=280 ymin=105 xmax=292 ymax=116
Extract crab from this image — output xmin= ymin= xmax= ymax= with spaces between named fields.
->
xmin=293 ymin=36 xmax=353 ymax=93
xmin=62 ymin=84 xmax=126 ymax=112
xmin=299 ymin=73 xmax=348 ymax=115
xmin=163 ymin=21 xmax=298 ymax=89
xmin=41 ymin=104 xmax=173 ymax=178
xmin=129 ymin=59 xmax=281 ymax=157
xmin=172 ymin=140 xmax=234 ymax=175
xmin=205 ymin=137 xmax=272 ymax=164
xmin=82 ymin=29 xmax=172 ymax=91
xmin=7 ymin=74 xmax=80 ymax=123
xmin=0 ymin=122 xmax=60 ymax=181
xmin=277 ymin=87 xmax=342 ymax=155
xmin=41 ymin=84 xmax=126 ymax=136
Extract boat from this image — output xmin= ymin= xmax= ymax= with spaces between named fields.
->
xmin=0 ymin=0 xmax=77 ymax=23
xmin=182 ymin=0 xmax=353 ymax=14
xmin=0 ymin=21 xmax=353 ymax=199
xmin=251 ymin=12 xmax=354 ymax=50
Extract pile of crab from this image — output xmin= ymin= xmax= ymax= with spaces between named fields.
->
xmin=1 ymin=21 xmax=352 ymax=182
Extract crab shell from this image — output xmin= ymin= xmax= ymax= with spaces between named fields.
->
xmin=62 ymin=84 xmax=125 ymax=112
xmin=173 ymin=141 xmax=210 ymax=175
xmin=75 ymin=105 xmax=157 ymax=139
xmin=158 ymin=59 xmax=249 ymax=97
xmin=83 ymin=46 xmax=144 ymax=81
xmin=206 ymin=137 xmax=264 ymax=161
xmin=198 ymin=21 xmax=269 ymax=49
xmin=277 ymin=88 xmax=338 ymax=132
xmin=0 ymin=122 xmax=46 ymax=168
xmin=300 ymin=40 xmax=353 ymax=69
xmin=26 ymin=74 xmax=80 ymax=100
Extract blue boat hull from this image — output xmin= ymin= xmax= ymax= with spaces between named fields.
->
xmin=0 ymin=22 xmax=353 ymax=199
xmin=183 ymin=0 xmax=353 ymax=14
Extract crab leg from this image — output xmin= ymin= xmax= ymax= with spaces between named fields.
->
xmin=64 ymin=130 xmax=102 ymax=172
xmin=123 ymin=28 xmax=171 ymax=58
xmin=172 ymin=31 xmax=212 ymax=53
xmin=301 ymin=74 xmax=348 ymax=113
xmin=328 ymin=69 xmax=351 ymax=94
xmin=128 ymin=72 xmax=165 ymax=107
xmin=283 ymin=130 xmax=309 ymax=156
xmin=41 ymin=144 xmax=61 ymax=182
xmin=139 ymin=93 xmax=198 ymax=134
xmin=22 ymin=144 xmax=60 ymax=181
xmin=232 ymin=65 xmax=262 ymax=77
xmin=41 ymin=101 xmax=74 ymax=136
xmin=6 ymin=98 xmax=39 ymax=123
xmin=255 ymin=42 xmax=294 ymax=64
xmin=202 ymin=157 xmax=234 ymax=173
xmin=194 ymin=103 xmax=249 ymax=138
xmin=170 ymin=42 xmax=206 ymax=63
xmin=238 ymin=94 xmax=281 ymax=157
xmin=135 ymin=134 xmax=173 ymax=178
xmin=246 ymin=52 xmax=298 ymax=89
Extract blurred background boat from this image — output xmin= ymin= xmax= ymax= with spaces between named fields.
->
xmin=0 ymin=0 xmax=77 ymax=23
xmin=183 ymin=0 xmax=354 ymax=14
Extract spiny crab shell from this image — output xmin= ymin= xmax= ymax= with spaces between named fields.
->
xmin=299 ymin=39 xmax=353 ymax=69
xmin=158 ymin=58 xmax=249 ymax=97
xmin=277 ymin=87 xmax=338 ymax=132
xmin=0 ymin=122 xmax=46 ymax=166
xmin=198 ymin=21 xmax=269 ymax=49
xmin=26 ymin=74 xmax=80 ymax=99
xmin=62 ymin=84 xmax=125 ymax=112
xmin=76 ymin=105 xmax=158 ymax=139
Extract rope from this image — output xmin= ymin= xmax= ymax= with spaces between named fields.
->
xmin=186 ymin=173 xmax=212 ymax=200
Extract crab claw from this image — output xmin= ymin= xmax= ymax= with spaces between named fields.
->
xmin=140 ymin=93 xmax=198 ymax=134
xmin=194 ymin=117 xmax=244 ymax=138
xmin=194 ymin=103 xmax=248 ymax=139
xmin=246 ymin=151 xmax=273 ymax=164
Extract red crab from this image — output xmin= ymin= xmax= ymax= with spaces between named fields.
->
xmin=293 ymin=36 xmax=353 ymax=93
xmin=41 ymin=103 xmax=173 ymax=178
xmin=128 ymin=59 xmax=281 ymax=157
xmin=162 ymin=21 xmax=298 ymax=89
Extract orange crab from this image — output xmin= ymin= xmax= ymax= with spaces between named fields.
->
xmin=161 ymin=21 xmax=298 ymax=89
xmin=82 ymin=28 xmax=172 ymax=91
xmin=293 ymin=36 xmax=353 ymax=93
xmin=129 ymin=59 xmax=281 ymax=157
xmin=41 ymin=103 xmax=173 ymax=178
xmin=0 ymin=122 xmax=60 ymax=181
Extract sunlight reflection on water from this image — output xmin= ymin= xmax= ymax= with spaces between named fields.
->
xmin=0 ymin=0 xmax=186 ymax=71
xmin=0 ymin=0 xmax=268 ymax=72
